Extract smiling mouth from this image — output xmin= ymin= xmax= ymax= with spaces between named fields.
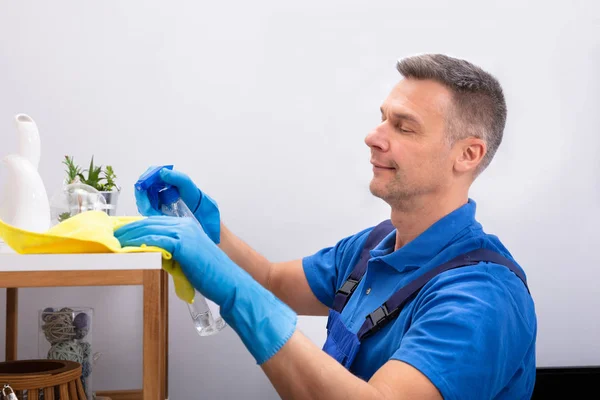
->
xmin=371 ymin=162 xmax=395 ymax=170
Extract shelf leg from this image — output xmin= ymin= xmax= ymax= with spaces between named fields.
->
xmin=6 ymin=288 xmax=18 ymax=361
xmin=143 ymin=270 xmax=162 ymax=400
xmin=161 ymin=270 xmax=169 ymax=399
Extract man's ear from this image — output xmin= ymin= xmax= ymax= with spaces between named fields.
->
xmin=454 ymin=137 xmax=486 ymax=173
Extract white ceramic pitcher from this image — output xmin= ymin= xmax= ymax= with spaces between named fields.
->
xmin=0 ymin=114 xmax=51 ymax=232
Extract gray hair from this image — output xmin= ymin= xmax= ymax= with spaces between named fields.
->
xmin=396 ymin=54 xmax=507 ymax=174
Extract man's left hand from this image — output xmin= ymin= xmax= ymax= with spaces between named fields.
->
xmin=114 ymin=216 xmax=297 ymax=364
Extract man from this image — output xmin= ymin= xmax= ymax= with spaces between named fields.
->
xmin=115 ymin=54 xmax=537 ymax=399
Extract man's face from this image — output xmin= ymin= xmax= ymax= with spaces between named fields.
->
xmin=365 ymin=78 xmax=456 ymax=208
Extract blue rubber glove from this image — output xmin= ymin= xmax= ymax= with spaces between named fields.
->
xmin=134 ymin=167 xmax=221 ymax=244
xmin=114 ymin=216 xmax=297 ymax=364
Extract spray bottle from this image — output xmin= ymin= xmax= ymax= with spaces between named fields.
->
xmin=135 ymin=165 xmax=226 ymax=336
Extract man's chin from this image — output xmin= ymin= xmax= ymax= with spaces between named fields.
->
xmin=369 ymin=182 xmax=387 ymax=200
xmin=370 ymin=181 xmax=411 ymax=205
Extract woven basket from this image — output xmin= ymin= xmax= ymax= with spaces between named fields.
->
xmin=0 ymin=359 xmax=86 ymax=399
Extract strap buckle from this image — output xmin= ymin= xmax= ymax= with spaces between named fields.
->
xmin=363 ymin=304 xmax=395 ymax=339
xmin=368 ymin=304 xmax=389 ymax=326
xmin=336 ymin=278 xmax=360 ymax=296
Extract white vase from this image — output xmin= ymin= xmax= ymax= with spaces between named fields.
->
xmin=0 ymin=114 xmax=51 ymax=233
xmin=15 ymin=114 xmax=41 ymax=169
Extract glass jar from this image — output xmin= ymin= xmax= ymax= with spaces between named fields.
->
xmin=38 ymin=306 xmax=94 ymax=399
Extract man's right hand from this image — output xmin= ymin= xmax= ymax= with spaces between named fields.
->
xmin=134 ymin=166 xmax=327 ymax=317
xmin=134 ymin=167 xmax=222 ymax=244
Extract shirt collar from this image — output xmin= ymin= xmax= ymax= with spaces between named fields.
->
xmin=370 ymin=199 xmax=480 ymax=273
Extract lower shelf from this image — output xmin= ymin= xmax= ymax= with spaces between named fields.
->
xmin=95 ymin=389 xmax=143 ymax=400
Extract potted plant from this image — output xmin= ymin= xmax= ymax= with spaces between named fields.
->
xmin=62 ymin=155 xmax=121 ymax=217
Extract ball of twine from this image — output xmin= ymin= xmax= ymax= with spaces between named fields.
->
xmin=75 ymin=328 xmax=88 ymax=340
xmin=41 ymin=307 xmax=56 ymax=322
xmin=47 ymin=340 xmax=84 ymax=364
xmin=82 ymin=361 xmax=92 ymax=378
xmin=80 ymin=341 xmax=91 ymax=360
xmin=73 ymin=312 xmax=89 ymax=329
xmin=42 ymin=309 xmax=76 ymax=344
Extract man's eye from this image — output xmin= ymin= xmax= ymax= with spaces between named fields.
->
xmin=396 ymin=125 xmax=413 ymax=133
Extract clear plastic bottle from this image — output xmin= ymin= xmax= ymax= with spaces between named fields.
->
xmin=158 ymin=186 xmax=227 ymax=336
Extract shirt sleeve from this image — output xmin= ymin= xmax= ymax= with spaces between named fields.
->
xmin=302 ymin=227 xmax=372 ymax=308
xmin=391 ymin=264 xmax=536 ymax=400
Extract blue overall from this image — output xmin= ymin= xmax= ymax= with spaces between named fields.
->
xmin=322 ymin=219 xmax=530 ymax=374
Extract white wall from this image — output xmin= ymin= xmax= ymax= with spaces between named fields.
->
xmin=0 ymin=0 xmax=599 ymax=398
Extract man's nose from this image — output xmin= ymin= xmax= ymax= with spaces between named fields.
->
xmin=365 ymin=123 xmax=390 ymax=152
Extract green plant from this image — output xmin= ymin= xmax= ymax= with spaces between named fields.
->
xmin=58 ymin=211 xmax=72 ymax=222
xmin=62 ymin=155 xmax=81 ymax=184
xmin=101 ymin=165 xmax=117 ymax=192
xmin=62 ymin=155 xmax=119 ymax=192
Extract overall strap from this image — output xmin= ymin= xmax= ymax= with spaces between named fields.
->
xmin=357 ymin=248 xmax=530 ymax=340
xmin=332 ymin=220 xmax=395 ymax=313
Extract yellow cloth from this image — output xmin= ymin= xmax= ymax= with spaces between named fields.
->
xmin=0 ymin=211 xmax=195 ymax=303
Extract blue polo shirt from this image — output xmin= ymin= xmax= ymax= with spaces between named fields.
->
xmin=303 ymin=199 xmax=537 ymax=400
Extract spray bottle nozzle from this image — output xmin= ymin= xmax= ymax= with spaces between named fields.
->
xmin=134 ymin=165 xmax=177 ymax=211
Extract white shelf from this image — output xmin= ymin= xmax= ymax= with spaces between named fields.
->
xmin=0 ymin=245 xmax=163 ymax=272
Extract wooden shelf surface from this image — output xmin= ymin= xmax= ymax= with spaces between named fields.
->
xmin=0 ymin=246 xmax=162 ymax=273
